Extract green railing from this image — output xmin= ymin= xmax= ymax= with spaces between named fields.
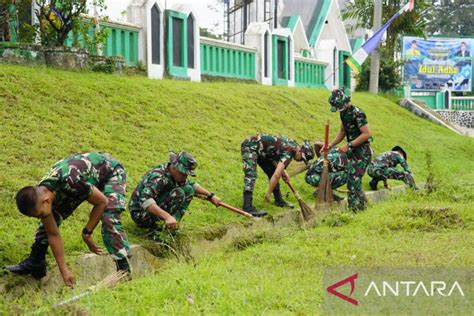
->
xmin=451 ymin=97 xmax=474 ymax=110
xmin=65 ymin=19 xmax=140 ymax=66
xmin=200 ymin=37 xmax=256 ymax=80
xmin=294 ymin=57 xmax=326 ymax=88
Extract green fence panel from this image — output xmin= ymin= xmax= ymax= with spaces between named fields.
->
xmin=64 ymin=22 xmax=139 ymax=66
xmin=294 ymin=59 xmax=326 ymax=88
xmin=200 ymin=41 xmax=256 ymax=80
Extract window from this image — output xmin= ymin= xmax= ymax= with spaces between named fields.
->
xmin=187 ymin=15 xmax=194 ymax=69
xmin=151 ymin=4 xmax=160 ymax=64
xmin=172 ymin=17 xmax=183 ymax=67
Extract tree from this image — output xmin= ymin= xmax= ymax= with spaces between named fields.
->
xmin=35 ymin=0 xmax=107 ymax=47
xmin=342 ymin=0 xmax=430 ymax=61
xmin=356 ymin=56 xmax=403 ymax=92
xmin=425 ymin=0 xmax=474 ymax=35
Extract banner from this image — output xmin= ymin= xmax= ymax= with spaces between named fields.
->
xmin=402 ymin=36 xmax=473 ymax=92
xmin=346 ymin=0 xmax=414 ymax=74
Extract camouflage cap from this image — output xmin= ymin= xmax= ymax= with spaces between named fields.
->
xmin=391 ymin=145 xmax=407 ymax=160
xmin=328 ymin=88 xmax=351 ymax=112
xmin=300 ymin=140 xmax=315 ymax=164
xmin=169 ymin=151 xmax=198 ymax=176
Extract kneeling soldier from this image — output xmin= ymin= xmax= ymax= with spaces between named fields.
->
xmin=368 ymin=146 xmax=417 ymax=190
xmin=129 ymin=151 xmax=221 ymax=234
xmin=305 ymin=142 xmax=348 ymax=201
xmin=241 ymin=134 xmax=315 ymax=217
xmin=7 ymin=153 xmax=131 ymax=287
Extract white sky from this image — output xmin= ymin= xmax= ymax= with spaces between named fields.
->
xmin=93 ymin=0 xmax=224 ymax=35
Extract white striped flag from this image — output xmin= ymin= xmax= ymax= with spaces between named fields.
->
xmin=345 ymin=0 xmax=415 ymax=74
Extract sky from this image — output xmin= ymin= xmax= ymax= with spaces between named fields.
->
xmin=93 ymin=0 xmax=224 ymax=35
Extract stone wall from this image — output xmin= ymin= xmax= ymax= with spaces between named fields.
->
xmin=436 ymin=110 xmax=474 ymax=128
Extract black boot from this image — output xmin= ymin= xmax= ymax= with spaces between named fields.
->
xmin=5 ymin=242 xmax=48 ymax=279
xmin=369 ymin=178 xmax=379 ymax=191
xmin=243 ymin=191 xmax=267 ymax=217
xmin=272 ymin=185 xmax=294 ymax=209
xmin=115 ymin=258 xmax=131 ymax=278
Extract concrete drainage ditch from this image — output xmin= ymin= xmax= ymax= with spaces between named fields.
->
xmin=0 ymin=185 xmax=409 ymax=304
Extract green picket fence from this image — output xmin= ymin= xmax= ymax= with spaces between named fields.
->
xmin=200 ymin=38 xmax=256 ymax=80
xmin=65 ymin=20 xmax=140 ymax=66
xmin=451 ymin=97 xmax=474 ymax=111
xmin=294 ymin=57 xmax=326 ymax=88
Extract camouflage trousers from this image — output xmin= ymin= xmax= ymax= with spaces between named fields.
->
xmin=367 ymin=165 xmax=416 ymax=189
xmin=305 ymin=167 xmax=347 ymax=190
xmin=130 ymin=184 xmax=195 ymax=228
xmin=34 ymin=166 xmax=131 ymax=260
xmin=241 ymin=138 xmax=260 ymax=192
xmin=347 ymin=144 xmax=372 ymax=212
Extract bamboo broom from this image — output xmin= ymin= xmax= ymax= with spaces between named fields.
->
xmin=316 ymin=121 xmax=334 ymax=206
xmin=282 ymin=171 xmax=314 ymax=221
xmin=53 ymin=270 xmax=128 ymax=308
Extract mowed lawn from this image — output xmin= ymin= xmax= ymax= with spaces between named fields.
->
xmin=0 ymin=65 xmax=473 ymax=314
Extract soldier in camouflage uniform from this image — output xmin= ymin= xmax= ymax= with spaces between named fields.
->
xmin=327 ymin=89 xmax=373 ymax=211
xmin=241 ymin=134 xmax=315 ymax=217
xmin=305 ymin=142 xmax=348 ymax=201
xmin=368 ymin=146 xmax=417 ymax=190
xmin=7 ymin=153 xmax=131 ymax=287
xmin=129 ymin=151 xmax=221 ymax=235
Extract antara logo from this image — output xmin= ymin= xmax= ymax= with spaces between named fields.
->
xmin=326 ymin=273 xmax=466 ymax=306
xmin=326 ymin=273 xmax=359 ymax=306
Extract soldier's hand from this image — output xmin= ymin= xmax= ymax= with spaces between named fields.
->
xmin=165 ymin=216 xmax=178 ymax=230
xmin=337 ymin=144 xmax=348 ymax=153
xmin=282 ymin=172 xmax=290 ymax=184
xmin=82 ymin=233 xmax=104 ymax=255
xmin=210 ymin=195 xmax=221 ymax=207
xmin=264 ymin=192 xmax=272 ymax=204
xmin=61 ymin=268 xmax=76 ymax=288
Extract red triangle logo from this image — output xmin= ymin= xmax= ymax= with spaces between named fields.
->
xmin=326 ymin=273 xmax=359 ymax=306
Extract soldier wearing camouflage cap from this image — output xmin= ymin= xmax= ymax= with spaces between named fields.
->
xmin=327 ymin=88 xmax=373 ymax=212
xmin=368 ymin=146 xmax=417 ymax=190
xmin=241 ymin=134 xmax=315 ymax=217
xmin=306 ymin=141 xmax=348 ymax=201
xmin=129 ymin=151 xmax=221 ymax=235
xmin=7 ymin=153 xmax=131 ymax=287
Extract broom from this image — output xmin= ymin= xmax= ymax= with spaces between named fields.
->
xmin=282 ymin=170 xmax=314 ymax=221
xmin=53 ymin=270 xmax=128 ymax=308
xmin=316 ymin=121 xmax=334 ymax=206
xmin=196 ymin=194 xmax=253 ymax=218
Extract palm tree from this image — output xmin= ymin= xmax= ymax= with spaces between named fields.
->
xmin=342 ymin=0 xmax=431 ymax=60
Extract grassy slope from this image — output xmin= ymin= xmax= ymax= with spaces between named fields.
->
xmin=0 ymin=65 xmax=473 ymax=314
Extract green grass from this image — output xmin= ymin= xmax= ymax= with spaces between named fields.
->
xmin=0 ymin=64 xmax=473 ymax=314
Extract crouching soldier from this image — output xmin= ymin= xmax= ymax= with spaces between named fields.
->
xmin=129 ymin=151 xmax=221 ymax=235
xmin=241 ymin=134 xmax=315 ymax=217
xmin=368 ymin=146 xmax=417 ymax=190
xmin=305 ymin=142 xmax=348 ymax=201
xmin=6 ymin=153 xmax=131 ymax=287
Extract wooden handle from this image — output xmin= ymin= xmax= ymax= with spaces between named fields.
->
xmin=324 ymin=121 xmax=330 ymax=161
xmin=196 ymin=194 xmax=253 ymax=218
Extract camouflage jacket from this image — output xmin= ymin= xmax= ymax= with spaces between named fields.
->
xmin=39 ymin=152 xmax=121 ymax=214
xmin=309 ymin=148 xmax=348 ymax=174
xmin=129 ymin=163 xmax=196 ymax=211
xmin=248 ymin=134 xmax=297 ymax=166
xmin=340 ymin=105 xmax=369 ymax=143
xmin=370 ymin=151 xmax=412 ymax=173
